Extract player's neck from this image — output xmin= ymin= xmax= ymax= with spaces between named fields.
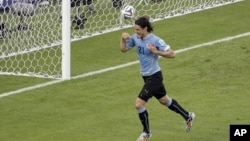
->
xmin=142 ymin=33 xmax=151 ymax=39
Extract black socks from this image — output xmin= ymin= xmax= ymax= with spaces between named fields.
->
xmin=168 ymin=99 xmax=189 ymax=120
xmin=138 ymin=109 xmax=150 ymax=134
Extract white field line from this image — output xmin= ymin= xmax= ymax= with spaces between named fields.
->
xmin=1 ymin=32 xmax=250 ymax=98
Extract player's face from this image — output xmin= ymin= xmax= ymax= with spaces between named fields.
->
xmin=134 ymin=25 xmax=148 ymax=39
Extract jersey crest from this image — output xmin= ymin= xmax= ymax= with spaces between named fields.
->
xmin=158 ymin=39 xmax=166 ymax=46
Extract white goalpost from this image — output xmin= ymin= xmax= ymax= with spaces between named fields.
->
xmin=61 ymin=0 xmax=71 ymax=80
xmin=0 ymin=0 xmax=242 ymax=79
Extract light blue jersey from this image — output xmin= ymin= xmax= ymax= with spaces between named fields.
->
xmin=126 ymin=33 xmax=170 ymax=76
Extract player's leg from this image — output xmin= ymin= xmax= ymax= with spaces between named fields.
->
xmin=135 ymin=97 xmax=152 ymax=141
xmin=135 ymin=98 xmax=150 ymax=133
xmin=136 ymin=71 xmax=166 ymax=140
xmin=157 ymin=95 xmax=195 ymax=132
xmin=136 ymin=75 xmax=155 ymax=140
xmin=158 ymin=95 xmax=189 ymax=118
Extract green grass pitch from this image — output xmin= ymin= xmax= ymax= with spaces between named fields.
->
xmin=0 ymin=1 xmax=250 ymax=141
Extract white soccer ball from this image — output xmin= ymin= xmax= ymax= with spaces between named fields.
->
xmin=121 ymin=5 xmax=136 ymax=19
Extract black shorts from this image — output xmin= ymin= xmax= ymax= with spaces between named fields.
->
xmin=138 ymin=71 xmax=167 ymax=102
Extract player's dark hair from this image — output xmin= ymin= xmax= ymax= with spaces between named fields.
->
xmin=135 ymin=16 xmax=154 ymax=32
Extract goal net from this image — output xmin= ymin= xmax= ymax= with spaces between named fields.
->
xmin=0 ymin=0 xmax=241 ymax=79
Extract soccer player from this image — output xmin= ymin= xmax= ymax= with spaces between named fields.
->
xmin=119 ymin=16 xmax=195 ymax=141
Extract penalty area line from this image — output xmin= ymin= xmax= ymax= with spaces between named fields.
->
xmin=1 ymin=32 xmax=250 ymax=98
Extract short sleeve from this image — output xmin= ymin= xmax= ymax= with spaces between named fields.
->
xmin=156 ymin=38 xmax=170 ymax=51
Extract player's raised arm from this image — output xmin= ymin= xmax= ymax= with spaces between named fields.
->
xmin=120 ymin=32 xmax=130 ymax=52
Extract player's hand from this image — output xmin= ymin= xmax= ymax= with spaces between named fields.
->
xmin=147 ymin=43 xmax=158 ymax=54
xmin=121 ymin=33 xmax=130 ymax=40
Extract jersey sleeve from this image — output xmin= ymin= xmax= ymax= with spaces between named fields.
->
xmin=156 ymin=38 xmax=170 ymax=51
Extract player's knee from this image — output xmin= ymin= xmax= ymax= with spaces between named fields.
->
xmin=135 ymin=103 xmax=143 ymax=109
xmin=135 ymin=98 xmax=146 ymax=109
xmin=158 ymin=96 xmax=169 ymax=105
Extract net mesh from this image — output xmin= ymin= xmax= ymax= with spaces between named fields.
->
xmin=0 ymin=0 xmax=239 ymax=79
